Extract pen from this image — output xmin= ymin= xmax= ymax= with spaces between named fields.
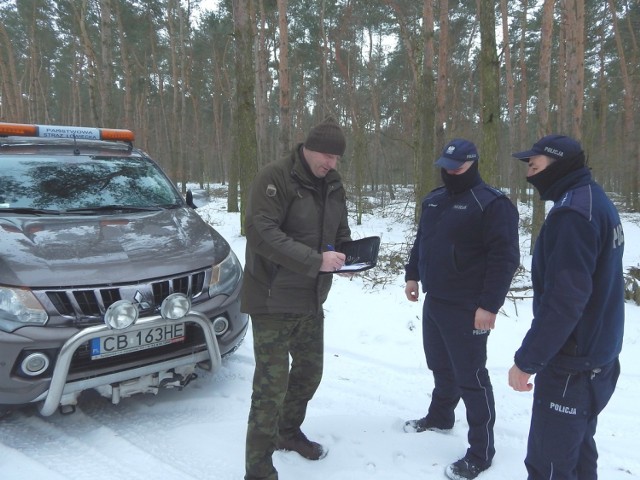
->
xmin=326 ymin=244 xmax=335 ymax=251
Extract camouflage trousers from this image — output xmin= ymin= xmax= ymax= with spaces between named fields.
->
xmin=244 ymin=311 xmax=324 ymax=480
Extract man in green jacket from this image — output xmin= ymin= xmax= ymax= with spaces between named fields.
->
xmin=242 ymin=117 xmax=352 ymax=480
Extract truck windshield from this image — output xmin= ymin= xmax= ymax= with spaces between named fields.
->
xmin=0 ymin=156 xmax=182 ymax=211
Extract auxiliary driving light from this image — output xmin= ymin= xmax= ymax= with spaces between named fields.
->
xmin=212 ymin=316 xmax=229 ymax=336
xmin=160 ymin=293 xmax=191 ymax=320
xmin=21 ymin=352 xmax=50 ymax=376
xmin=104 ymin=300 xmax=139 ymax=329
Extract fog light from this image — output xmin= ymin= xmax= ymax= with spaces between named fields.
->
xmin=21 ymin=352 xmax=50 ymax=376
xmin=212 ymin=316 xmax=229 ymax=336
xmin=104 ymin=300 xmax=138 ymax=329
xmin=161 ymin=293 xmax=191 ymax=320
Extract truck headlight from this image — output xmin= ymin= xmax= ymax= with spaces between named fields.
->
xmin=209 ymin=250 xmax=242 ymax=298
xmin=0 ymin=286 xmax=48 ymax=331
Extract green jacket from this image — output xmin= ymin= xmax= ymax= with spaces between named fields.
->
xmin=241 ymin=144 xmax=351 ymax=315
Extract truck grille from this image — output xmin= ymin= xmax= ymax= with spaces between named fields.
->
xmin=38 ymin=270 xmax=209 ymax=324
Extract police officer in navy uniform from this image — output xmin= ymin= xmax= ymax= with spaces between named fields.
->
xmin=509 ymin=134 xmax=625 ymax=479
xmin=404 ymin=139 xmax=520 ymax=480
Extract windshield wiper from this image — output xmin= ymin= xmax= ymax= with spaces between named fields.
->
xmin=65 ymin=205 xmax=164 ymax=214
xmin=0 ymin=207 xmax=62 ymax=215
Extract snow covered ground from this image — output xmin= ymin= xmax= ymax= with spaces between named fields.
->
xmin=1 ymin=188 xmax=639 ymax=480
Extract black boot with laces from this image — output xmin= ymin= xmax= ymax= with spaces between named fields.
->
xmin=445 ymin=457 xmax=490 ymax=480
xmin=403 ymin=415 xmax=453 ymax=433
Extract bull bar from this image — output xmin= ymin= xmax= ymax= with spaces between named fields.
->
xmin=35 ymin=311 xmax=222 ymax=416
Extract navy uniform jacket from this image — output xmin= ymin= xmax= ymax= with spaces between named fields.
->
xmin=514 ymin=168 xmax=625 ymax=374
xmin=405 ymin=181 xmax=520 ymax=313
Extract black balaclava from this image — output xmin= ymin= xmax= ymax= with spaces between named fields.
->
xmin=526 ymin=151 xmax=586 ymax=201
xmin=441 ymin=161 xmax=482 ymax=194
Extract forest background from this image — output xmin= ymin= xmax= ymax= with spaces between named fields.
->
xmin=0 ymin=0 xmax=639 ymax=238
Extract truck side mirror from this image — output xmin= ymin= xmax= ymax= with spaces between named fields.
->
xmin=186 ymin=190 xmax=197 ymax=209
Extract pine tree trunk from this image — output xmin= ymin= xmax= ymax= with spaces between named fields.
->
xmin=563 ymin=0 xmax=584 ymax=139
xmin=517 ymin=0 xmax=530 ymax=202
xmin=114 ymin=1 xmax=134 ymax=129
xmin=255 ymin=0 xmax=269 ymax=166
xmin=435 ymin=0 xmax=448 ymax=153
xmin=607 ymin=0 xmax=638 ymax=209
xmin=478 ymin=0 xmax=500 ymax=184
xmin=530 ymin=0 xmax=554 ymax=254
xmin=232 ymin=0 xmax=258 ymax=231
xmin=0 ymin=21 xmax=22 ymax=120
xmin=99 ymin=0 xmax=114 ymax=126
xmin=500 ymin=0 xmax=518 ymax=204
xmin=77 ymin=0 xmax=100 ymax=125
xmin=277 ymin=0 xmax=291 ymax=158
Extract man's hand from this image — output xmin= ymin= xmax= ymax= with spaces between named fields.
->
xmin=508 ymin=364 xmax=534 ymax=392
xmin=320 ymin=251 xmax=347 ymax=272
xmin=474 ymin=307 xmax=496 ymax=330
xmin=405 ymin=280 xmax=419 ymax=302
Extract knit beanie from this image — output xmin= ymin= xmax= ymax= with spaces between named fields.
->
xmin=304 ymin=117 xmax=346 ymax=156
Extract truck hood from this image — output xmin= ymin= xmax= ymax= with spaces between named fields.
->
xmin=0 ymin=208 xmax=230 ymax=288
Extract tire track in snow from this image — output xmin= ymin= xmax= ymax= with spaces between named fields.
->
xmin=0 ymin=406 xmax=194 ymax=480
xmin=0 ymin=361 xmax=252 ymax=480
xmin=67 ymin=387 xmax=241 ymax=479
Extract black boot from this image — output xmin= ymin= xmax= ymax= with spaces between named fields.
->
xmin=403 ymin=415 xmax=453 ymax=433
xmin=445 ymin=457 xmax=490 ymax=479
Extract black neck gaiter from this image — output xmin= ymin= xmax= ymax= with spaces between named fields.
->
xmin=441 ymin=161 xmax=482 ymax=194
xmin=527 ymin=152 xmax=586 ymax=201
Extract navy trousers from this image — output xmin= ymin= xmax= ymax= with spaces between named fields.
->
xmin=525 ymin=358 xmax=620 ymax=480
xmin=422 ymin=296 xmax=495 ymax=467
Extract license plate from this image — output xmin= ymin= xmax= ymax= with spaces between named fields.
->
xmin=90 ymin=323 xmax=186 ymax=360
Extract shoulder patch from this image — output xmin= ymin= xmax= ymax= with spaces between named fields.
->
xmin=266 ymin=184 xmax=277 ymax=197
xmin=550 ymin=184 xmax=592 ymax=220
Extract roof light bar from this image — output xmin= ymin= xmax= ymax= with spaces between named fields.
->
xmin=0 ymin=122 xmax=134 ymax=142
